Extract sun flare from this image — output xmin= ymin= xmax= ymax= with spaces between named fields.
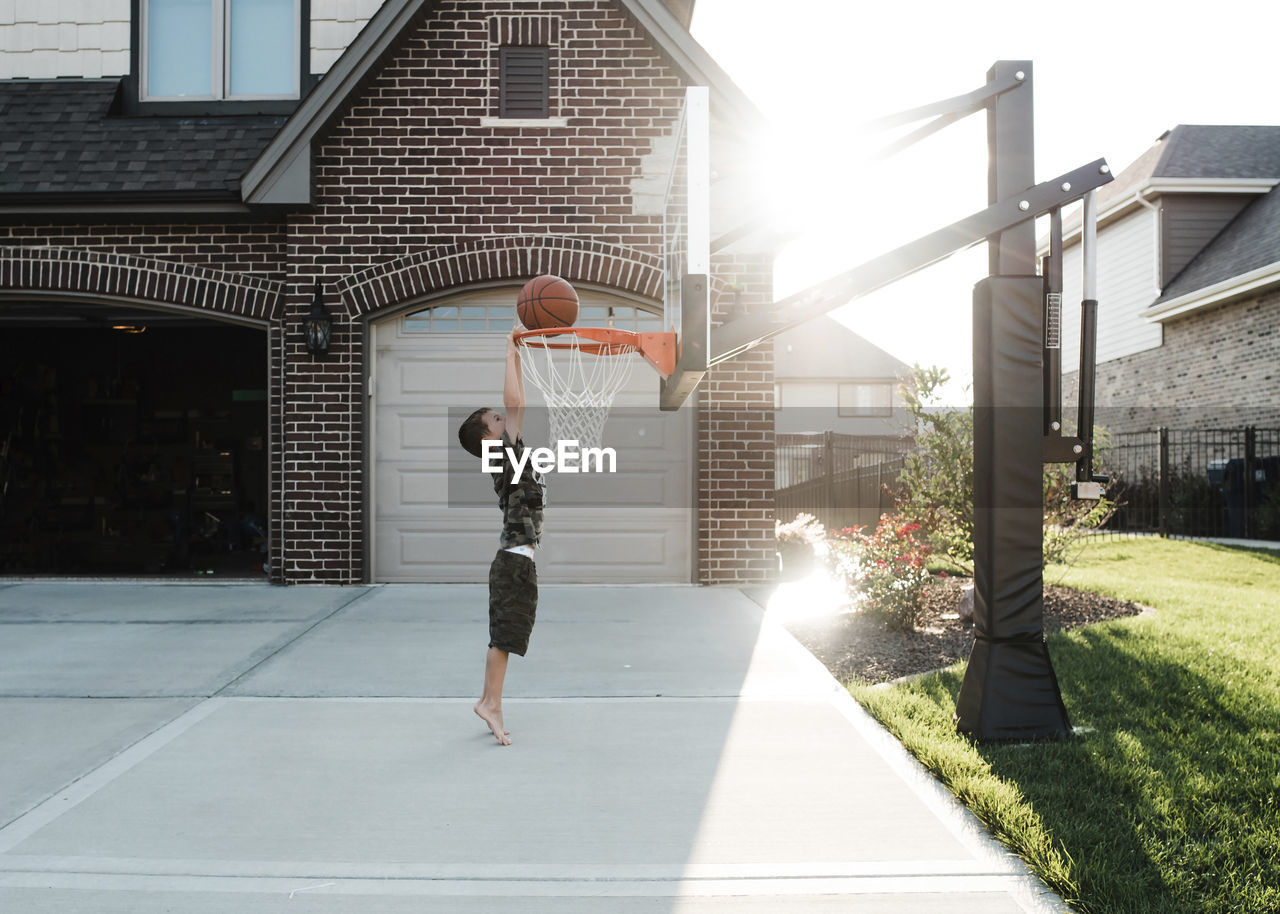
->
xmin=765 ymin=564 xmax=855 ymax=624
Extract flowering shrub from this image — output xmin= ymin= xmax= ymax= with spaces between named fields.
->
xmin=775 ymin=512 xmax=825 ymax=546
xmin=776 ymin=513 xmax=826 ymax=580
xmin=827 ymin=513 xmax=932 ymax=631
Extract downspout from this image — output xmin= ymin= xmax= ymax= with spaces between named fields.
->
xmin=1134 ymin=185 xmax=1162 ymax=295
xmin=1134 ymin=186 xmax=1165 ymax=349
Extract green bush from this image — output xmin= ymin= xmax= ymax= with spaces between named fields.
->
xmin=893 ymin=365 xmax=974 ymax=572
xmin=1256 ymin=485 xmax=1280 ymax=539
xmin=893 ymin=364 xmax=1117 ymax=570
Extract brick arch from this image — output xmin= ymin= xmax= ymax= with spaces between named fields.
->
xmin=337 ymin=235 xmax=668 ymax=317
xmin=0 ymin=245 xmax=284 ymax=322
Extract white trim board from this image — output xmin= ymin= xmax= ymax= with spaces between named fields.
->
xmin=1143 ymin=260 xmax=1280 ymax=323
xmin=1040 ymin=177 xmax=1279 ymax=254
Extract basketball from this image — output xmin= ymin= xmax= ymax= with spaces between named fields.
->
xmin=516 ymin=275 xmax=579 ymax=330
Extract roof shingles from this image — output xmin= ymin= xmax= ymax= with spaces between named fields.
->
xmin=0 ymin=78 xmax=286 ymax=200
xmin=1089 ymin=124 xmax=1280 ymax=216
xmin=1155 ymin=125 xmax=1280 ymax=179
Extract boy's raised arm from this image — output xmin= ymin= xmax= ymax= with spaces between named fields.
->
xmin=504 ymin=321 xmax=525 ymax=441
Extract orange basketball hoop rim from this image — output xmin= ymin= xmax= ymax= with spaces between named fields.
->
xmin=514 ymin=327 xmax=677 ymax=378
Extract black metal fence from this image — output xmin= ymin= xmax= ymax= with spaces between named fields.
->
xmin=776 ymin=426 xmax=1280 ymax=542
xmin=1095 ymin=426 xmax=1280 ymax=540
xmin=775 ymin=432 xmax=914 ymax=532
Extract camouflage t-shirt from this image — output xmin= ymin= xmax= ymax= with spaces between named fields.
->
xmin=491 ymin=431 xmax=546 ymax=549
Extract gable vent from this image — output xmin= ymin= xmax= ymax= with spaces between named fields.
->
xmin=499 ymin=47 xmax=550 ymax=119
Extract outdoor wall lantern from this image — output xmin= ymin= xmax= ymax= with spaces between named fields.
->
xmin=304 ymin=279 xmax=333 ymax=356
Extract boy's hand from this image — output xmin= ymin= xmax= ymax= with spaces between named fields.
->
xmin=508 ymin=318 xmax=525 ymax=349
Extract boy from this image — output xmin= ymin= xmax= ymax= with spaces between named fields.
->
xmin=456 ymin=322 xmax=545 ymax=746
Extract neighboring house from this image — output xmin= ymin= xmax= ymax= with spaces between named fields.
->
xmin=1046 ymin=125 xmax=1280 ymax=435
xmin=773 ymin=316 xmax=913 ymax=438
xmin=772 ymin=316 xmax=914 ymax=500
xmin=0 ymin=0 xmax=780 ymax=585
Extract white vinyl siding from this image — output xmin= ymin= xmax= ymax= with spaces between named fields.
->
xmin=0 ymin=0 xmax=384 ymax=79
xmin=1059 ymin=207 xmax=1163 ymax=374
xmin=309 ymin=0 xmax=383 ymax=73
xmin=0 ymin=0 xmax=132 ymax=79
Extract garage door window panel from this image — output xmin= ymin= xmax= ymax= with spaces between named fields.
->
xmin=403 ymin=302 xmax=662 ymax=333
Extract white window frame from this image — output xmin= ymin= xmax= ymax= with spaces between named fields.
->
xmin=775 ymin=380 xmax=839 ymax=410
xmin=837 ymin=381 xmax=894 ymax=418
xmin=141 ymin=0 xmax=301 ymax=102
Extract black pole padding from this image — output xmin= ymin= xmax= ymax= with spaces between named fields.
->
xmin=955 ymin=276 xmax=1071 ymax=742
xmin=1076 ymin=299 xmax=1098 ymax=483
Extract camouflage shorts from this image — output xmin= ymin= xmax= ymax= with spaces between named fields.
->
xmin=488 ymin=548 xmax=537 ymax=656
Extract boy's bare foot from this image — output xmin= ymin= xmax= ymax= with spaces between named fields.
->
xmin=474 ymin=700 xmax=511 ymax=745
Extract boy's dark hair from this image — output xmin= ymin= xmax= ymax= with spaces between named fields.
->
xmin=458 ymin=407 xmax=492 ymax=458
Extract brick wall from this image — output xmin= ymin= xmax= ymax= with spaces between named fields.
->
xmin=701 ymin=252 xmax=776 ymax=583
xmin=0 ymin=223 xmax=287 ymax=278
xmin=303 ymin=0 xmax=684 ymax=262
xmin=0 ymin=0 xmax=779 ymax=586
xmin=1064 ymin=289 xmax=1280 ymax=434
xmin=289 ymin=0 xmax=776 ymax=583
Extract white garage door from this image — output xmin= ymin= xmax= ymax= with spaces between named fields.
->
xmin=372 ymin=287 xmax=695 ymax=583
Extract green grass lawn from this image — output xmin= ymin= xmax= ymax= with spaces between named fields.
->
xmin=851 ymin=538 xmax=1280 ymax=914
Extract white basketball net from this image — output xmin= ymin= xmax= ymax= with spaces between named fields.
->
xmin=516 ymin=333 xmax=638 ymax=452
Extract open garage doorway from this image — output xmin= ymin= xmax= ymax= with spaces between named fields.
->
xmin=0 ymin=300 xmax=269 ymax=578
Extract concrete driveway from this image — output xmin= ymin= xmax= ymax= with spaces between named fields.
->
xmin=0 ymin=580 xmax=1068 ymax=912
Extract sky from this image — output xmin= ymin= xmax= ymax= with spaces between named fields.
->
xmin=689 ymin=0 xmax=1280 ymax=404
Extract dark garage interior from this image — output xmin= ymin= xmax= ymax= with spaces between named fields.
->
xmin=1 ymin=302 xmax=269 ymax=577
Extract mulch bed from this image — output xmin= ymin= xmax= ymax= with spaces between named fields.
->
xmin=784 ymin=576 xmax=1145 ymax=685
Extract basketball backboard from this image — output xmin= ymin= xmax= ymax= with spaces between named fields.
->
xmin=659 ymin=86 xmax=710 ymax=411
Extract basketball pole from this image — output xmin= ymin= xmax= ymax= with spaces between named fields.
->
xmin=703 ymin=60 xmax=1113 ymax=742
xmin=948 ymin=61 xmax=1069 ymax=741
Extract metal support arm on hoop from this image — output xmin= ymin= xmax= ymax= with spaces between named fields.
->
xmin=865 ymin=68 xmax=1030 ymax=161
xmin=707 ymin=159 xmax=1115 ymax=366
xmin=864 ymin=68 xmax=1029 ymax=132
xmin=1040 ymin=189 xmax=1109 ymax=501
